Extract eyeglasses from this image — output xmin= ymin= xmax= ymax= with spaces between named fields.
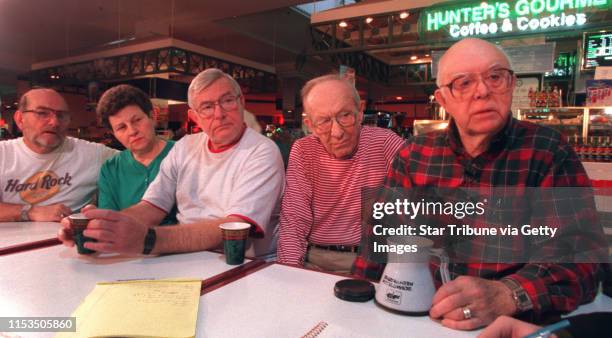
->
xmin=195 ymin=94 xmax=241 ymax=118
xmin=440 ymin=68 xmax=515 ymax=100
xmin=310 ymin=111 xmax=357 ymax=133
xmin=22 ymin=108 xmax=71 ymax=123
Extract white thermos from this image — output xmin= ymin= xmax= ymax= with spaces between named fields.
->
xmin=375 ymin=236 xmax=448 ymax=315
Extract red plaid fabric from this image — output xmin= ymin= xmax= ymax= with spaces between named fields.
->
xmin=352 ymin=117 xmax=603 ymax=318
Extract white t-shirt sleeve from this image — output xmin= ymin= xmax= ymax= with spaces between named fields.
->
xmin=142 ymin=143 xmax=179 ymax=212
xmin=225 ymin=141 xmax=285 ymax=235
xmin=102 ymin=146 xmax=119 ymax=162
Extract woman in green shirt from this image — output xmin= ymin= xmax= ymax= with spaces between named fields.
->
xmin=96 ymin=84 xmax=177 ymax=224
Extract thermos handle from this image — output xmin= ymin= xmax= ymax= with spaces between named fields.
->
xmin=429 ymin=248 xmax=451 ymax=284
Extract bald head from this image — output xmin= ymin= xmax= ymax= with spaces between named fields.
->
xmin=301 ymin=75 xmax=360 ymax=115
xmin=436 ymin=38 xmax=511 ymax=87
xmin=18 ymin=88 xmax=67 ymax=112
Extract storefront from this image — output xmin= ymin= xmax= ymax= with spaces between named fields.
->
xmin=421 ymin=0 xmax=612 ymax=187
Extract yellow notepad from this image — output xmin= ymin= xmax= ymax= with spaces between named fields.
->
xmin=56 ymin=278 xmax=201 ymax=338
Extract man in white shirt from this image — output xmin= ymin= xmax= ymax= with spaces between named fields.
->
xmin=0 ymin=88 xmax=117 ymax=222
xmin=58 ymin=68 xmax=284 ymax=258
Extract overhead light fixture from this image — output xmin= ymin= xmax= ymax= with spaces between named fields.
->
xmin=399 ymin=12 xmax=409 ymax=19
xmin=425 ymin=54 xmax=430 ymax=57
xmin=410 ymin=55 xmax=418 ymax=60
xmin=105 ymin=36 xmax=136 ymax=46
xmin=365 ymin=17 xmax=373 ymax=24
xmin=339 ymin=21 xmax=348 ymax=28
xmin=396 ymin=96 xmax=403 ymax=100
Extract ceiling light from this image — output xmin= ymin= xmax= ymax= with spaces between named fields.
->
xmin=399 ymin=12 xmax=409 ymax=19
xmin=396 ymin=96 xmax=403 ymax=100
xmin=365 ymin=17 xmax=373 ymax=24
xmin=339 ymin=21 xmax=348 ymax=28
xmin=410 ymin=55 xmax=418 ymax=60
xmin=425 ymin=54 xmax=430 ymax=57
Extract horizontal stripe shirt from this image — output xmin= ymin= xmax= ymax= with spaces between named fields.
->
xmin=278 ymin=126 xmax=404 ymax=265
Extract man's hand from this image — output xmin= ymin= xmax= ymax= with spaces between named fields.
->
xmin=57 ymin=204 xmax=98 ymax=247
xmin=28 ymin=204 xmax=72 ymax=222
xmin=57 ymin=216 xmax=74 ymax=247
xmin=81 ymin=208 xmax=149 ymax=255
xmin=478 ymin=316 xmax=546 ymax=338
xmin=429 ymin=276 xmax=517 ymax=330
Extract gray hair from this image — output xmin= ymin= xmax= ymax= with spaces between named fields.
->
xmin=301 ymin=74 xmax=360 ymax=113
xmin=187 ymin=68 xmax=242 ymax=109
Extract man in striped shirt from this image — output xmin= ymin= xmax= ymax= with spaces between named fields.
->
xmin=277 ymin=74 xmax=404 ymax=273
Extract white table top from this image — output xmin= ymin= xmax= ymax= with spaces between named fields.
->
xmin=0 ymin=221 xmax=61 ymax=249
xmin=198 ymin=263 xmax=479 ymax=338
xmin=0 ymin=245 xmax=247 ymax=337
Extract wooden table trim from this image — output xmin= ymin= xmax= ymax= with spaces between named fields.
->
xmin=0 ymin=237 xmax=61 ymax=256
xmin=200 ymin=259 xmax=271 ymax=295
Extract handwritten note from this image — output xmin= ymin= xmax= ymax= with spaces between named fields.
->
xmin=56 ymin=279 xmax=201 ymax=338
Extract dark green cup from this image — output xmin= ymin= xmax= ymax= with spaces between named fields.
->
xmin=69 ymin=213 xmax=95 ymax=255
xmin=73 ymin=230 xmax=96 ymax=255
xmin=219 ymin=222 xmax=251 ymax=265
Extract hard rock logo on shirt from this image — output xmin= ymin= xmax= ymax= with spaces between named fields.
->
xmin=4 ymin=171 xmax=72 ymax=204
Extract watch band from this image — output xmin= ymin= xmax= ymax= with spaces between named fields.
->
xmin=501 ymin=278 xmax=533 ymax=313
xmin=20 ymin=204 xmax=32 ymax=221
xmin=142 ymin=228 xmax=156 ymax=255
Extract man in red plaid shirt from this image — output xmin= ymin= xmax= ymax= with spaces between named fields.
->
xmin=352 ymin=38 xmax=604 ymax=330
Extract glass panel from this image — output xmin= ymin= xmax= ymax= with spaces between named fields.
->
xmin=131 ymin=54 xmax=143 ymax=75
xmin=171 ymin=49 xmax=187 ymax=72
xmin=144 ymin=51 xmax=158 ymax=73
xmin=158 ymin=49 xmax=170 ymax=71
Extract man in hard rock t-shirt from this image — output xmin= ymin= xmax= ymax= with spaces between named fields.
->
xmin=0 ymin=88 xmax=117 ymax=222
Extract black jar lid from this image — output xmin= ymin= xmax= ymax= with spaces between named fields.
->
xmin=334 ymin=279 xmax=375 ymax=302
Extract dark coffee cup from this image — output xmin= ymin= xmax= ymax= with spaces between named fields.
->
xmin=68 ymin=213 xmax=95 ymax=254
xmin=219 ymin=222 xmax=251 ymax=265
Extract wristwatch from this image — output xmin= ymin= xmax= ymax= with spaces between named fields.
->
xmin=142 ymin=228 xmax=157 ymax=255
xmin=20 ymin=204 xmax=32 ymax=221
xmin=501 ymin=278 xmax=533 ymax=313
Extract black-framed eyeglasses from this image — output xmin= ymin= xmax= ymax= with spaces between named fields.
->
xmin=439 ymin=68 xmax=515 ymax=100
xmin=310 ymin=111 xmax=357 ymax=133
xmin=195 ymin=94 xmax=241 ymax=117
xmin=22 ymin=108 xmax=71 ymax=123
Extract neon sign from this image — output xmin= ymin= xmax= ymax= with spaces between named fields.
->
xmin=420 ymin=0 xmax=610 ymax=40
